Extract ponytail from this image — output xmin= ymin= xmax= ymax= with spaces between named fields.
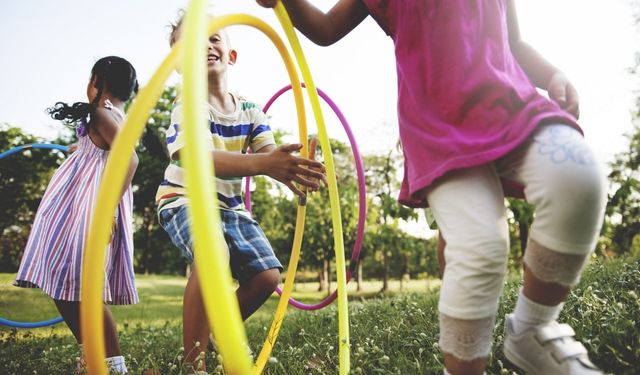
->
xmin=47 ymin=101 xmax=94 ymax=137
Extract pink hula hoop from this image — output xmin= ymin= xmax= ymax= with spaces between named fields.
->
xmin=244 ymin=83 xmax=366 ymax=310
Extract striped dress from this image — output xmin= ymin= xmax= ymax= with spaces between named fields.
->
xmin=14 ymin=127 xmax=138 ymax=305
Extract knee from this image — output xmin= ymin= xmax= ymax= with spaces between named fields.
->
xmin=532 ymin=158 xmax=607 ymax=217
xmin=253 ymin=268 xmax=280 ymax=296
xmin=445 ymin=230 xmax=510 ymax=275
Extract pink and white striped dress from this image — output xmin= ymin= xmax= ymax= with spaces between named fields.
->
xmin=14 ymin=113 xmax=138 ymax=305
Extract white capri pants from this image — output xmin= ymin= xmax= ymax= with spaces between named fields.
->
xmin=426 ymin=124 xmax=606 ymax=320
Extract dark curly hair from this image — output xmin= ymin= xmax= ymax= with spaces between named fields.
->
xmin=47 ymin=56 xmax=139 ymax=135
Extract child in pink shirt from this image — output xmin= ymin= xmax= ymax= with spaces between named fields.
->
xmin=257 ymin=1 xmax=606 ymax=374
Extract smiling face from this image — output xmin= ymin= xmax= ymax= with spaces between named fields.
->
xmin=206 ymin=30 xmax=237 ymax=78
xmin=170 ymin=21 xmax=237 ymax=80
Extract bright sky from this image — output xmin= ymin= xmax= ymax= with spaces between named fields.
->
xmin=1 ymin=1 xmax=638 ymax=237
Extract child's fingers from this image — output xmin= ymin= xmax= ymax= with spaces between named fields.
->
xmin=294 ymin=165 xmax=325 ymax=181
xmin=284 ymin=180 xmax=306 ymax=197
xmin=309 ymin=137 xmax=318 ymax=160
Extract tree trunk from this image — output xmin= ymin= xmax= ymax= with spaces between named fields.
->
xmin=318 ymin=264 xmax=326 ymax=292
xmin=399 ymin=254 xmax=408 ymax=291
xmin=381 ymin=251 xmax=389 ymax=292
xmin=356 ymin=261 xmax=363 ymax=292
xmin=319 ymin=259 xmax=330 ymax=292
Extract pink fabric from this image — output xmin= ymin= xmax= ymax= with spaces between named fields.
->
xmin=362 ymin=0 xmax=579 ymax=207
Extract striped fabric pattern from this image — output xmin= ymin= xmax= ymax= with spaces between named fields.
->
xmin=156 ymin=94 xmax=275 ymax=215
xmin=14 ymin=134 xmax=138 ymax=305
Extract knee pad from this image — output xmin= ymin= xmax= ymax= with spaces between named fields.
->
xmin=439 ymin=313 xmax=496 ymax=361
xmin=523 ymin=125 xmax=607 ymax=254
xmin=524 ymin=240 xmax=590 ymax=287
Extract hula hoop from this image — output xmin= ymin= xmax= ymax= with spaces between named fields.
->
xmin=80 ymin=11 xmax=319 ymax=375
xmin=245 ymin=83 xmax=366 ymax=311
xmin=0 ymin=143 xmax=68 ymax=159
xmin=267 ymin=4 xmax=350 ymax=373
xmin=0 ymin=143 xmax=68 ymax=329
xmin=0 ymin=316 xmax=64 ymax=329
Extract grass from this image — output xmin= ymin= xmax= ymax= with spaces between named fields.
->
xmin=1 ymin=256 xmax=638 ymax=374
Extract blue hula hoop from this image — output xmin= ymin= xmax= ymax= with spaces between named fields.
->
xmin=0 ymin=316 xmax=64 ymax=329
xmin=0 ymin=143 xmax=68 ymax=328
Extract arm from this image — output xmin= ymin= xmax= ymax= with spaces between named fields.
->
xmin=257 ymin=0 xmax=369 ymax=46
xmin=174 ymin=143 xmax=325 ymax=197
xmin=93 ymin=107 xmax=139 ymax=199
xmin=215 ymin=143 xmax=324 ymax=197
xmin=507 ymin=0 xmax=579 ymax=118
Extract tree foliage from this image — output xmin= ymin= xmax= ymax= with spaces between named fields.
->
xmin=0 ymin=124 xmax=73 ymax=272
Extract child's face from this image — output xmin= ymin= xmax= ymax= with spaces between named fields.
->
xmin=171 ymin=26 xmax=237 ymax=79
xmin=206 ymin=30 xmax=237 ymax=78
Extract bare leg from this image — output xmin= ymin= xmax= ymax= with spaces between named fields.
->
xmin=53 ymin=300 xmax=122 ymax=357
xmin=443 ymin=355 xmax=486 ymax=375
xmin=522 ymin=263 xmax=569 ymax=306
xmin=236 ymin=268 xmax=280 ymax=320
xmin=183 ymin=268 xmax=281 ymax=371
xmin=182 ymin=268 xmax=212 ymax=372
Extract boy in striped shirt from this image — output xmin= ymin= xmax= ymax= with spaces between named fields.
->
xmin=156 ymin=16 xmax=325 ymax=373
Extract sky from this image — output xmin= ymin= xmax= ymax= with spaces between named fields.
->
xmin=1 ymin=1 xmax=638 ymax=236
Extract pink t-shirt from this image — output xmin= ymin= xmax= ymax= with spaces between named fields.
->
xmin=362 ymin=0 xmax=579 ymax=207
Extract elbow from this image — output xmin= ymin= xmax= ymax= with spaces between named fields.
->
xmin=313 ymin=31 xmax=342 ymax=46
xmin=314 ymin=35 xmax=338 ymax=47
xmin=300 ymin=26 xmax=342 ymax=46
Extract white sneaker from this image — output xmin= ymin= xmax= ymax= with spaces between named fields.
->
xmin=503 ymin=314 xmax=602 ymax=375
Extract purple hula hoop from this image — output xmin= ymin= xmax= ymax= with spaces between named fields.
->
xmin=245 ymin=84 xmax=366 ymax=311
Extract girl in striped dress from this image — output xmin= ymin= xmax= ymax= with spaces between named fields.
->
xmin=14 ymin=56 xmax=139 ymax=374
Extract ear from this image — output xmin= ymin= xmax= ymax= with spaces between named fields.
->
xmin=89 ymin=74 xmax=99 ymax=88
xmin=228 ymin=49 xmax=237 ymax=65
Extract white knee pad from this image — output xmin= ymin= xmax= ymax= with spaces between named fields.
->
xmin=439 ymin=313 xmax=496 ymax=361
xmin=524 ymin=240 xmax=590 ymax=287
xmin=523 ymin=125 xmax=607 ymax=255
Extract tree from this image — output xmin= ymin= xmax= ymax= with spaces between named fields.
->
xmin=604 ymin=122 xmax=640 ymax=255
xmin=0 ymin=124 xmax=73 ymax=271
xmin=130 ymin=85 xmax=185 ymax=274
xmin=601 ymin=1 xmax=640 ymax=255
xmin=364 ymin=148 xmax=418 ymax=291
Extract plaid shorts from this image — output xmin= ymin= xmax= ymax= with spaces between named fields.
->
xmin=159 ymin=205 xmax=282 ymax=285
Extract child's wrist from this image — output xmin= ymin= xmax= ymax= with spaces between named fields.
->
xmin=252 ymin=153 xmax=267 ymax=176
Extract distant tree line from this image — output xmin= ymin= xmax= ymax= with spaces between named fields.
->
xmin=2 ymin=80 xmax=639 ymax=292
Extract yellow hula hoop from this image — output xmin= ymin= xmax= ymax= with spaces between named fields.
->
xmin=272 ymin=3 xmax=351 ymax=374
xmin=80 ymin=11 xmax=310 ymax=375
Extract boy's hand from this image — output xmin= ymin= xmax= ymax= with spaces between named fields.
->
xmin=548 ymin=72 xmax=580 ymax=119
xmin=67 ymin=143 xmax=78 ymax=153
xmin=256 ymin=0 xmax=278 ymax=8
xmin=264 ymin=143 xmax=326 ymax=197
xmin=306 ymin=136 xmax=328 ymax=189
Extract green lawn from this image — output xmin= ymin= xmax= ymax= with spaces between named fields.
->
xmin=1 ymin=257 xmax=638 ymax=374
